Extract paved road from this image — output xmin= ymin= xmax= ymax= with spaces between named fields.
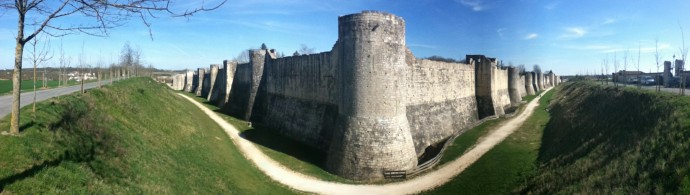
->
xmin=601 ymin=82 xmax=690 ymax=96
xmin=0 ymin=80 xmax=112 ymax=118
xmin=641 ymin=85 xmax=690 ymax=96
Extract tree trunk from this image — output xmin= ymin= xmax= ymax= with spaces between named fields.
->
xmin=11 ymin=42 xmax=24 ymax=135
xmin=81 ymin=74 xmax=84 ymax=94
xmin=33 ymin=62 xmax=36 ymax=113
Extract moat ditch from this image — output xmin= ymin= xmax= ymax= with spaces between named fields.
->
xmin=516 ymin=81 xmax=690 ymax=194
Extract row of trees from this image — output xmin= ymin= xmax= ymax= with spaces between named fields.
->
xmin=2 ymin=0 xmax=226 ymax=135
xmin=23 ymin=33 xmax=153 ymax=113
xmin=597 ymin=25 xmax=688 ymax=95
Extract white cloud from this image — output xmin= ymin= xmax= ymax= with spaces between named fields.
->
xmin=524 ymin=33 xmax=538 ymax=40
xmin=559 ymin=27 xmax=587 ymax=39
xmin=457 ymin=0 xmax=484 ymax=11
xmin=497 ymin=28 xmax=506 ymax=37
xmin=603 ymin=18 xmax=617 ymax=25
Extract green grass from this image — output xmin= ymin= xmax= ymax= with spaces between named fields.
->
xmin=436 ymin=90 xmax=542 ymax=167
xmin=181 ymin=93 xmax=357 ymax=184
xmin=436 ymin=118 xmax=505 ymax=166
xmin=423 ymin=88 xmax=556 ymax=194
xmin=0 ymin=80 xmax=80 ymax=95
xmin=183 ymin=90 xmax=549 ymax=186
xmin=0 ymin=78 xmax=295 ymax=194
xmin=516 ymin=81 xmax=690 ymax=194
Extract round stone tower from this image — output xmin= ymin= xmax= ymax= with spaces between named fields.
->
xmin=327 ymin=11 xmax=417 ymax=181
xmin=524 ymin=72 xmax=535 ymax=95
xmin=507 ymin=67 xmax=522 ymax=106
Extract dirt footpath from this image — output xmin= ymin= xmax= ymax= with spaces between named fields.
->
xmin=180 ymin=88 xmax=551 ymax=194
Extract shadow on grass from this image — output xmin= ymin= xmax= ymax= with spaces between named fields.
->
xmin=18 ymin=120 xmax=35 ymax=133
xmin=0 ymin=158 xmax=62 ymax=192
xmin=239 ymin=125 xmax=328 ymax=171
xmin=188 ymin=93 xmax=330 ymax=173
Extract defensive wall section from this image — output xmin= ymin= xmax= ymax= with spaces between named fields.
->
xmin=524 ymin=72 xmax=536 ymax=95
xmin=170 ymin=11 xmax=559 ymax=181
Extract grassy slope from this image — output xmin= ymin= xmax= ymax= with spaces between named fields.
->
xmin=0 ymin=78 xmax=293 ymax=194
xmin=519 ymin=81 xmax=690 ymax=194
xmin=0 ymin=80 xmax=80 ymax=95
xmin=182 ymin=94 xmax=355 ymax=183
xmin=425 ymin=89 xmax=555 ymax=194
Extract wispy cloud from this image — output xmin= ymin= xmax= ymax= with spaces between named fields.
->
xmin=457 ymin=0 xmax=485 ymax=11
xmin=559 ymin=27 xmax=587 ymax=39
xmin=544 ymin=1 xmax=560 ymax=10
xmin=524 ymin=33 xmax=538 ymax=40
xmin=408 ymin=43 xmax=438 ymax=49
xmin=497 ymin=28 xmax=507 ymax=38
xmin=603 ymin=18 xmax=617 ymax=25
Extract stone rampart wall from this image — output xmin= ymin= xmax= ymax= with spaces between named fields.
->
xmin=406 ymin=59 xmax=478 ymax=155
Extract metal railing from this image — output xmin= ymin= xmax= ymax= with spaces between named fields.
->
xmin=383 ymin=115 xmax=501 ymax=179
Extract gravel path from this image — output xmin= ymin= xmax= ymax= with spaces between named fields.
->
xmin=179 ymin=87 xmax=551 ymax=194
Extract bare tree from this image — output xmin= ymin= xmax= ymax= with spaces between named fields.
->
xmin=655 ymin=37 xmax=662 ymax=92
xmin=623 ymin=49 xmax=630 ymax=87
xmin=26 ymin=35 xmax=52 ymax=113
xmin=679 ymin=23 xmax=688 ymax=95
xmin=1 ymin=0 xmax=226 ymax=135
xmin=58 ymin=39 xmax=72 ymax=88
xmin=599 ymin=59 xmax=604 ymax=85
xmin=110 ymin=63 xmax=114 ymax=85
xmin=613 ymin=52 xmax=619 ymax=87
xmin=516 ymin=64 xmax=526 ymax=74
xmin=604 ymin=54 xmax=609 ymax=85
xmin=98 ymin=51 xmax=103 ymax=88
xmin=79 ymin=42 xmax=85 ymax=94
xmin=637 ymin=42 xmax=641 ymax=89
xmin=233 ymin=49 xmax=250 ymax=63
xmin=298 ymin=44 xmax=315 ymax=55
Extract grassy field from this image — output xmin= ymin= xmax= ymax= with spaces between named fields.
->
xmin=0 ymin=78 xmax=294 ymax=194
xmin=0 ymin=80 xmax=80 ymax=95
xmin=424 ymin=89 xmax=555 ymax=194
xmin=517 ymin=81 xmax=690 ymax=194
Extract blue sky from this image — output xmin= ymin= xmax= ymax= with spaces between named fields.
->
xmin=1 ymin=0 xmax=689 ymax=75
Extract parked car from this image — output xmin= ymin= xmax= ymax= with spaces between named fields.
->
xmin=641 ymin=76 xmax=655 ymax=85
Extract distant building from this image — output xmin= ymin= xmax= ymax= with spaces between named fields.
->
xmin=614 ymin=70 xmax=643 ymax=83
xmin=676 ymin=59 xmax=685 ymax=76
xmin=68 ymin=71 xmax=97 ymax=81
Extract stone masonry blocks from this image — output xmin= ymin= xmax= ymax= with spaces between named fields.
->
xmin=195 ymin=68 xmax=205 ymax=96
xmin=524 ymin=72 xmax=536 ymax=95
xmin=326 ymin=11 xmax=418 ymax=181
xmin=206 ymin=64 xmax=220 ymax=101
xmin=507 ymin=67 xmax=522 ymax=106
